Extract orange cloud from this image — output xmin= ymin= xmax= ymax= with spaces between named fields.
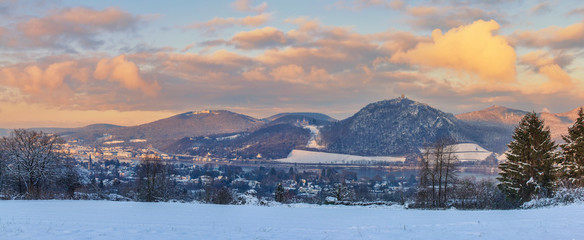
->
xmin=391 ymin=19 xmax=516 ymax=83
xmin=512 ymin=21 xmax=584 ymax=49
xmin=519 ymin=50 xmax=556 ymax=68
xmin=538 ymin=64 xmax=573 ymax=94
xmin=94 ymin=55 xmax=160 ymax=96
xmin=0 ymin=61 xmax=90 ymax=94
xmin=231 ymin=26 xmax=287 ymax=49
xmin=269 ymin=64 xmax=305 ymax=83
xmin=519 ymin=51 xmax=575 ymax=94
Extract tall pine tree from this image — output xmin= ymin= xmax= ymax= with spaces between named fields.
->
xmin=498 ymin=112 xmax=558 ymax=204
xmin=560 ymin=107 xmax=584 ymax=187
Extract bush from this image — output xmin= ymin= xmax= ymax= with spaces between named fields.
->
xmin=522 ymin=187 xmax=584 ymax=209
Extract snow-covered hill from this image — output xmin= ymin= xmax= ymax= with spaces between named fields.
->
xmin=0 ymin=201 xmax=582 ymax=240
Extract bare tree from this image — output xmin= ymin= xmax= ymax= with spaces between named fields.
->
xmin=331 ymin=183 xmax=353 ymax=202
xmin=0 ymin=149 xmax=6 ymax=196
xmin=136 ymin=155 xmax=172 ymax=202
xmin=57 ymin=157 xmax=84 ymax=199
xmin=417 ymin=137 xmax=459 ymax=208
xmin=0 ymin=129 xmax=68 ymax=199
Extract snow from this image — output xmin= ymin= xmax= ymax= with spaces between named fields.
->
xmin=184 ymin=110 xmax=216 ymax=117
xmin=280 ymin=143 xmax=495 ymax=165
xmin=129 ymin=139 xmax=147 ymax=143
xmin=103 ymin=140 xmax=124 ymax=145
xmin=452 ymin=143 xmax=494 ymax=162
xmin=304 ymin=125 xmax=325 ymax=149
xmin=420 ymin=143 xmax=496 ymax=162
xmin=275 ymin=149 xmax=405 ymax=164
xmin=0 ymin=200 xmax=583 ymax=240
xmin=216 ymin=134 xmax=241 ymax=141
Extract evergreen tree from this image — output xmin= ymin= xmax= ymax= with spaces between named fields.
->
xmin=560 ymin=107 xmax=584 ymax=187
xmin=275 ymin=183 xmax=286 ymax=203
xmin=497 ymin=112 xmax=558 ymax=204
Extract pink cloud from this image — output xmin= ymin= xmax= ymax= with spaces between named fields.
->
xmin=269 ymin=64 xmax=333 ymax=84
xmin=519 ymin=51 xmax=575 ymax=94
xmin=512 ymin=21 xmax=584 ymax=49
xmin=567 ymin=8 xmax=584 ymax=16
xmin=529 ymin=2 xmax=552 ymax=14
xmin=231 ymin=0 xmax=267 ymax=13
xmin=231 ymin=27 xmax=286 ymax=49
xmin=0 ymin=61 xmax=89 ymax=94
xmin=94 ymin=55 xmax=160 ymax=96
xmin=329 ymin=0 xmax=404 ymax=11
xmin=13 ymin=7 xmax=139 ymax=48
xmin=185 ymin=13 xmax=270 ymax=32
xmin=404 ymin=4 xmax=506 ymax=31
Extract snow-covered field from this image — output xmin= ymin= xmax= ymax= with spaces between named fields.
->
xmin=451 ymin=143 xmax=495 ymax=162
xmin=276 ymin=149 xmax=405 ymax=164
xmin=277 ymin=143 xmax=497 ymax=165
xmin=0 ymin=201 xmax=582 ymax=240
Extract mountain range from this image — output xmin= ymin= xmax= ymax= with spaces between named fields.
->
xmin=455 ymin=105 xmax=582 ymax=141
xmin=4 ymin=98 xmax=582 ymax=159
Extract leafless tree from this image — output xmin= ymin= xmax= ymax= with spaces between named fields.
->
xmin=0 ymin=129 xmax=68 ymax=199
xmin=57 ymin=157 xmax=84 ymax=199
xmin=0 ymin=149 xmax=6 ymax=196
xmin=417 ymin=137 xmax=459 ymax=208
xmin=331 ymin=183 xmax=353 ymax=202
xmin=136 ymin=155 xmax=172 ymax=202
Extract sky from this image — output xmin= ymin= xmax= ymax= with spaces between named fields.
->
xmin=0 ymin=0 xmax=583 ymax=128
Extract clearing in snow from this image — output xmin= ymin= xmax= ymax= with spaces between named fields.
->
xmin=303 ymin=125 xmax=325 ymax=149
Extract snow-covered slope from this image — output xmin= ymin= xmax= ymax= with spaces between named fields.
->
xmin=304 ymin=125 xmax=325 ymax=149
xmin=276 ymin=149 xmax=405 ymax=164
xmin=0 ymin=201 xmax=583 ymax=240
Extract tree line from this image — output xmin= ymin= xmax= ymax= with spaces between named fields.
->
xmin=497 ymin=109 xmax=584 ymax=206
xmin=1 ymin=108 xmax=583 ymax=208
xmin=414 ymin=108 xmax=584 ymax=209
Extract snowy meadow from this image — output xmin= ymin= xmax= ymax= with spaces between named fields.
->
xmin=0 ymin=200 xmax=582 ymax=240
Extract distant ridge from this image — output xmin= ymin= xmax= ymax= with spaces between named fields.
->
xmin=456 ymin=105 xmax=528 ymax=126
xmin=457 ymin=105 xmax=584 ymax=142
xmin=265 ymin=112 xmax=336 ymax=123
xmin=10 ymin=101 xmax=583 ymax=158
xmin=68 ymin=110 xmax=264 ymax=146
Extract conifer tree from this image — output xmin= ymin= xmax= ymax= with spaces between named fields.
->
xmin=498 ymin=112 xmax=558 ymax=204
xmin=560 ymin=107 xmax=584 ymax=187
xmin=275 ymin=183 xmax=286 ymax=203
